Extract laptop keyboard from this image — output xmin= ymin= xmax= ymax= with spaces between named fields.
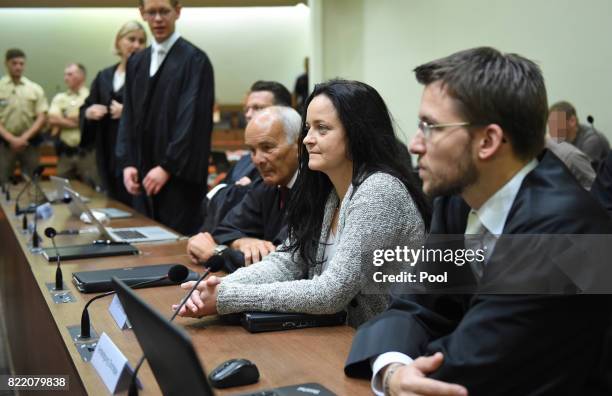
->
xmin=113 ymin=230 xmax=147 ymax=240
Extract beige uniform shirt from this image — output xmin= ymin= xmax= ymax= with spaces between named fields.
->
xmin=0 ymin=76 xmax=48 ymax=136
xmin=49 ymin=86 xmax=89 ymax=147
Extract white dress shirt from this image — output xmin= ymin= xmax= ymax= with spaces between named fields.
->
xmin=369 ymin=159 xmax=538 ymax=395
xmin=149 ymin=31 xmax=181 ymax=76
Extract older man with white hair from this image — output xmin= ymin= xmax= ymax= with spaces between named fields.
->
xmin=187 ymin=106 xmax=301 ymax=269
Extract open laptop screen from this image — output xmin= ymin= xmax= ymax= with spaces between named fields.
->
xmin=64 ymin=187 xmax=108 ymax=238
xmin=111 ymin=277 xmax=214 ymax=396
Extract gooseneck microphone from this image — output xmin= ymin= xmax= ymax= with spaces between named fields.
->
xmin=79 ymin=264 xmax=190 ymax=339
xmin=44 ymin=227 xmax=63 ymax=290
xmin=170 ymin=256 xmax=224 ymax=321
xmin=128 ymin=258 xmax=224 ymax=396
xmin=587 ymin=115 xmax=595 ymax=132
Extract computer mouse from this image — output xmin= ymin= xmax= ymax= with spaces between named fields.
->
xmin=208 ymin=358 xmax=260 ymax=388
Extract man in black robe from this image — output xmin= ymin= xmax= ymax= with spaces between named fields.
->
xmin=201 ymin=80 xmax=293 ymax=233
xmin=187 ymin=106 xmax=300 ymax=270
xmin=116 ymin=0 xmax=214 ymax=235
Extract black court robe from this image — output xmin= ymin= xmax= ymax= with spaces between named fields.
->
xmin=212 ymin=178 xmax=289 ymax=272
xmin=116 ymin=38 xmax=214 ymax=235
xmin=345 ymin=150 xmax=612 ymax=395
xmin=80 ymin=64 xmax=131 ymax=206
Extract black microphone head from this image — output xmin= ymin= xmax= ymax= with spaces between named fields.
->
xmin=203 ymin=255 xmax=225 ymax=272
xmin=168 ymin=265 xmax=189 ymax=283
xmin=587 ymin=115 xmax=594 ymax=125
xmin=44 ymin=227 xmax=57 ymax=239
xmin=62 ymin=196 xmax=72 ymax=204
xmin=32 ymin=165 xmax=46 ymax=177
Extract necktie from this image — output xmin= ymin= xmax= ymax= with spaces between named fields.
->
xmin=151 ymin=48 xmax=166 ymax=76
xmin=464 ymin=210 xmax=487 ymax=280
xmin=279 ymin=186 xmax=290 ymax=210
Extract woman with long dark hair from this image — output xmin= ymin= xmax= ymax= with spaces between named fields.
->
xmin=175 ymin=79 xmax=431 ymax=327
xmin=80 ymin=21 xmax=146 ymax=205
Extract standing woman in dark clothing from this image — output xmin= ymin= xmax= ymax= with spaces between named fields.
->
xmin=80 ymin=21 xmax=147 ymax=205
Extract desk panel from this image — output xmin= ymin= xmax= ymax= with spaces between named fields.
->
xmin=0 ymin=182 xmax=369 ymax=395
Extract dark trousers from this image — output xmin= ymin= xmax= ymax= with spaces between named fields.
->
xmin=133 ymin=177 xmax=205 ymax=236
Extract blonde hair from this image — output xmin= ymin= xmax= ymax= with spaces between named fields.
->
xmin=114 ymin=20 xmax=147 ymax=56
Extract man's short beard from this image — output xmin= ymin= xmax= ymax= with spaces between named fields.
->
xmin=426 ymin=151 xmax=479 ymax=198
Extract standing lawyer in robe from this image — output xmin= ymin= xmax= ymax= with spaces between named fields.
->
xmin=116 ymin=0 xmax=214 ymax=235
xmin=345 ymin=47 xmax=612 ymax=396
xmin=81 ymin=21 xmax=147 ymax=206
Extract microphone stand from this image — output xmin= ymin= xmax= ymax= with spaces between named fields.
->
xmin=31 ymin=174 xmax=41 ymax=250
xmin=48 ymin=231 xmax=63 ymax=291
xmin=79 ymin=266 xmax=189 ymax=340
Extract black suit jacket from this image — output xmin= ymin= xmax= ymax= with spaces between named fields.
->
xmin=345 ymin=151 xmax=612 ymax=395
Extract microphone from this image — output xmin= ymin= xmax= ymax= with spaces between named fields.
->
xmin=31 ymin=170 xmax=45 ymax=249
xmin=128 ymin=258 xmax=224 ymax=396
xmin=170 ymin=256 xmax=224 ymax=321
xmin=22 ymin=212 xmax=28 ymax=231
xmin=48 ymin=228 xmax=81 ymax=236
xmin=587 ymin=115 xmax=595 ymax=130
xmin=32 ymin=165 xmax=46 ymax=178
xmin=79 ymin=264 xmax=190 ymax=339
xmin=44 ymin=227 xmax=63 ymax=290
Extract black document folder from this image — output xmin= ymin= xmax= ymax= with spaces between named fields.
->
xmin=42 ymin=243 xmax=139 ymax=262
xmin=73 ymin=263 xmax=199 ymax=293
xmin=241 ymin=311 xmax=347 ymax=333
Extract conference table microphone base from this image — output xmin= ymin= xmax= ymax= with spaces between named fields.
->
xmin=67 ymin=324 xmax=99 ymax=362
xmin=45 ymin=282 xmax=76 ymax=304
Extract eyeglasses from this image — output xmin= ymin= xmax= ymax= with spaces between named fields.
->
xmin=143 ymin=8 xmax=173 ymax=18
xmin=417 ymin=120 xmax=472 ymax=141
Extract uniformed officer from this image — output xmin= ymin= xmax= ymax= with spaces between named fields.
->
xmin=0 ymin=48 xmax=48 ymax=184
xmin=48 ymin=63 xmax=100 ymax=187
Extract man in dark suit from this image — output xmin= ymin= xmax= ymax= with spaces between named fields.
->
xmin=187 ymin=106 xmax=300 ymax=270
xmin=116 ymin=0 xmax=214 ymax=235
xmin=345 ymin=47 xmax=612 ymax=396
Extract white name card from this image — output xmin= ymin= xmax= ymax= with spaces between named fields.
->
xmin=109 ymin=295 xmax=131 ymax=330
xmin=91 ymin=332 xmax=135 ymax=394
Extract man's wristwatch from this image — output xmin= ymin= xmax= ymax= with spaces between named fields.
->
xmin=213 ymin=244 xmax=228 ymax=256
xmin=383 ymin=363 xmax=404 ymax=396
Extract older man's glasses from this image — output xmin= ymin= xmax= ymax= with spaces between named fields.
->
xmin=417 ymin=120 xmax=472 ymax=141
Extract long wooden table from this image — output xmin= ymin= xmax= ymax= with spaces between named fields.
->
xmin=0 ymin=182 xmax=369 ymax=395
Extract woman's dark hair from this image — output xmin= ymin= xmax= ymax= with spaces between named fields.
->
xmin=284 ymin=79 xmax=431 ymax=267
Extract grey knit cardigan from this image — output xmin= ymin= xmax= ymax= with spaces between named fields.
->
xmin=216 ymin=172 xmax=425 ymax=327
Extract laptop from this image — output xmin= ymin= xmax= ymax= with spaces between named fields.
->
xmin=65 ymin=187 xmax=179 ymax=244
xmin=111 ymin=277 xmax=336 ymax=396
xmin=52 ymin=176 xmax=131 ymax=219
xmin=50 ymin=176 xmax=91 ymax=203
